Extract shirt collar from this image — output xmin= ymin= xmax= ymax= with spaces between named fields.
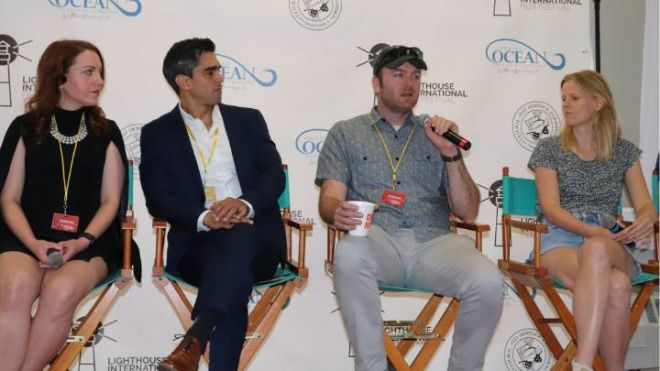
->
xmin=369 ymin=107 xmax=419 ymax=132
xmin=178 ymin=104 xmax=222 ymax=132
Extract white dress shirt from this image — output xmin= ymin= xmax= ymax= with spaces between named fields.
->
xmin=178 ymin=104 xmax=254 ymax=231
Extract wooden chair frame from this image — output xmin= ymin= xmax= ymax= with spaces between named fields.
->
xmin=152 ymin=166 xmax=312 ymax=371
xmin=326 ymin=218 xmax=489 ymax=371
xmin=497 ymin=166 xmax=659 ymax=371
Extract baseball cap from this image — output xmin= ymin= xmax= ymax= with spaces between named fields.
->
xmin=372 ymin=45 xmax=427 ymax=75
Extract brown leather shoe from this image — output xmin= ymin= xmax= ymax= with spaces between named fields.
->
xmin=157 ymin=335 xmax=202 ymax=371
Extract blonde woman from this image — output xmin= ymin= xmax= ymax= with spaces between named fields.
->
xmin=528 ymin=70 xmax=657 ymax=371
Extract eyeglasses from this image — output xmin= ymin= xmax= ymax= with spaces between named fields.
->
xmin=373 ymin=46 xmax=424 ymax=71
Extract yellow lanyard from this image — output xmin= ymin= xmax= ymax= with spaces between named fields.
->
xmin=185 ymin=125 xmax=219 ymax=182
xmin=54 ymin=115 xmax=84 ymax=214
xmin=373 ymin=123 xmax=416 ymax=191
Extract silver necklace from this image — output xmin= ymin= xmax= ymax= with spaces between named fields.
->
xmin=50 ymin=113 xmax=87 ymax=145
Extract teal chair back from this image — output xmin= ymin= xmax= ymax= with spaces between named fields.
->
xmin=502 ymin=174 xmax=538 ymax=217
xmin=277 ymin=165 xmax=290 ymax=210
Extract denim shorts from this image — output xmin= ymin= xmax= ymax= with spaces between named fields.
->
xmin=530 ymin=211 xmax=642 ymax=280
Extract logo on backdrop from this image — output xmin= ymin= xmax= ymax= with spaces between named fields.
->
xmin=217 ymin=53 xmax=277 ymax=91
xmin=295 ymin=128 xmax=327 ymax=157
xmin=48 ymin=0 xmax=142 ymax=19
xmin=512 ymin=101 xmax=560 ymax=152
xmin=485 ymin=39 xmax=566 ymax=73
xmin=107 ymin=356 xmax=163 ymax=370
xmin=67 ymin=317 xmax=117 ymax=368
xmin=494 ymin=0 xmax=583 ymax=16
xmin=520 ymin=0 xmax=583 ymax=11
xmin=291 ymin=209 xmax=316 ymax=226
xmin=478 ymin=179 xmax=509 ymax=247
xmin=504 ymin=328 xmax=552 ymax=371
xmin=476 ymin=180 xmax=505 ymax=247
xmin=0 ymin=35 xmax=33 ymax=108
xmin=121 ymin=124 xmax=143 ymax=178
xmin=289 ymin=0 xmax=342 ymax=31
xmin=493 ymin=0 xmax=512 ymax=16
xmin=355 ymin=43 xmax=389 ymax=71
xmin=420 ymin=81 xmax=469 ymax=104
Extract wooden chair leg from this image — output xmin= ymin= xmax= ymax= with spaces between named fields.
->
xmin=385 ymin=333 xmax=411 ymax=371
xmin=156 ymin=278 xmax=210 ymax=363
xmin=239 ymin=282 xmax=295 ymax=370
xmin=50 ymin=282 xmax=123 ymax=371
xmin=630 ymin=281 xmax=655 ymax=330
xmin=396 ymin=295 xmax=442 ymax=357
xmin=410 ymin=299 xmax=459 ymax=370
xmin=510 ymin=279 xmax=564 ymax=359
xmin=551 ymin=341 xmax=575 ymax=371
xmin=383 ymin=296 xmax=459 ymax=371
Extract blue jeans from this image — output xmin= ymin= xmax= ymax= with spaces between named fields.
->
xmin=532 ymin=212 xmax=642 ymax=279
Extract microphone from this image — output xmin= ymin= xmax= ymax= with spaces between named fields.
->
xmin=598 ymin=213 xmax=636 ymax=249
xmin=46 ymin=248 xmax=64 ymax=269
xmin=419 ymin=114 xmax=472 ymax=150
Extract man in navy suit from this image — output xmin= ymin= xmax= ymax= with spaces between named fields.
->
xmin=140 ymin=38 xmax=285 ymax=371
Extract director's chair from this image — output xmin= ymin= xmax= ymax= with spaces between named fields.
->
xmin=497 ymin=166 xmax=659 ymax=371
xmin=50 ymin=160 xmax=141 ymax=371
xmin=325 ymin=217 xmax=489 ymax=371
xmin=152 ymin=164 xmax=311 ymax=370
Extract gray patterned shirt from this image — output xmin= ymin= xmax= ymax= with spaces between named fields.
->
xmin=315 ymin=108 xmax=451 ymax=242
xmin=527 ymin=136 xmax=641 ymax=218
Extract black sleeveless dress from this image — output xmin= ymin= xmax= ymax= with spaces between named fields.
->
xmin=0 ymin=108 xmax=128 ymax=275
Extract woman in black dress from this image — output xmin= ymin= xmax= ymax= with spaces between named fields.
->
xmin=0 ymin=40 xmax=129 ymax=370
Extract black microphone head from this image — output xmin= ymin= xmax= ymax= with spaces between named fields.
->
xmin=47 ymin=248 xmax=64 ymax=269
xmin=418 ymin=113 xmax=431 ymax=124
xmin=598 ymin=212 xmax=618 ymax=230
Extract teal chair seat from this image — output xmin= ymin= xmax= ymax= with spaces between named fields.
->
xmin=162 ymin=266 xmax=299 ymax=292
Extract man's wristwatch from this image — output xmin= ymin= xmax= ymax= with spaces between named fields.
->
xmin=441 ymin=152 xmax=463 ymax=162
xmin=79 ymin=232 xmax=97 ymax=244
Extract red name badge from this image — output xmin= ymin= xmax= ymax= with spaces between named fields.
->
xmin=380 ymin=188 xmax=407 ymax=208
xmin=51 ymin=213 xmax=79 ymax=233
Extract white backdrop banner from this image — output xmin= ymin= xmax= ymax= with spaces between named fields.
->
xmin=1 ymin=1 xmax=594 ymax=370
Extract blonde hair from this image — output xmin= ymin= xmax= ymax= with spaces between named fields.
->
xmin=559 ymin=70 xmax=620 ymax=161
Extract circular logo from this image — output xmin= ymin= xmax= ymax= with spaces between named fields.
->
xmin=489 ymin=179 xmax=503 ymax=208
xmin=121 ymin=124 xmax=143 ymax=178
xmin=0 ymin=35 xmax=18 ymax=66
xmin=504 ymin=328 xmax=552 ymax=371
xmin=295 ymin=128 xmax=328 ymax=156
xmin=512 ymin=101 xmax=560 ymax=152
xmin=289 ymin=0 xmax=342 ymax=31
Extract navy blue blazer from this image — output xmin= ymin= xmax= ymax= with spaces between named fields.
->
xmin=139 ymin=104 xmax=286 ymax=271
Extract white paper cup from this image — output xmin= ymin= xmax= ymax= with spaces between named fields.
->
xmin=347 ymin=201 xmax=376 ymax=236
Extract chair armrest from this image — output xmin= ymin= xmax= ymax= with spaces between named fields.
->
xmin=641 ymin=262 xmax=659 ymax=275
xmin=121 ymin=211 xmax=136 ymax=276
xmin=451 ymin=221 xmax=490 ymax=233
xmin=510 ymin=220 xmax=548 ymax=233
xmin=501 ymin=218 xmax=547 ymax=268
xmin=326 ymin=224 xmax=344 ymax=268
xmin=450 ymin=220 xmax=490 ymax=252
xmin=285 ymin=218 xmax=313 ymax=231
xmin=283 ymin=218 xmax=312 ymax=279
xmin=152 ymin=218 xmax=168 ymax=276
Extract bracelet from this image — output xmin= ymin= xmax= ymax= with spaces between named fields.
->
xmin=441 ymin=152 xmax=463 ymax=162
xmin=79 ymin=232 xmax=96 ymax=244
